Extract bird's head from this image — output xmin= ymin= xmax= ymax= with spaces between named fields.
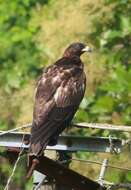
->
xmin=63 ymin=42 xmax=92 ymax=58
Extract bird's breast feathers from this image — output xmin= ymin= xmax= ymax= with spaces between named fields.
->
xmin=36 ymin=64 xmax=86 ymax=105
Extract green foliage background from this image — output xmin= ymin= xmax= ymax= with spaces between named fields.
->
xmin=0 ymin=0 xmax=130 ymax=189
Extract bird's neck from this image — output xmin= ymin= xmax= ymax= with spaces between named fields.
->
xmin=64 ymin=55 xmax=83 ymax=67
xmin=55 ymin=55 xmax=83 ymax=69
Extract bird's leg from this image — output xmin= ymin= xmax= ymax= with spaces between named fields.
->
xmin=26 ymin=158 xmax=39 ymax=179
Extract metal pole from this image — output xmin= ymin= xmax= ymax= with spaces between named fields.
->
xmin=98 ymin=159 xmax=108 ymax=186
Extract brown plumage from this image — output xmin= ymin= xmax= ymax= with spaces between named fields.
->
xmin=27 ymin=42 xmax=92 ymax=178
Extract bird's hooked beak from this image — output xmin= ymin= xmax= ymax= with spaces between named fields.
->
xmin=82 ymin=46 xmax=92 ymax=53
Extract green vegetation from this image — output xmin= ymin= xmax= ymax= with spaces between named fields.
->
xmin=0 ymin=0 xmax=130 ymax=189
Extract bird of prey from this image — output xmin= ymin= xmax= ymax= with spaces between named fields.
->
xmin=27 ymin=42 xmax=92 ymax=178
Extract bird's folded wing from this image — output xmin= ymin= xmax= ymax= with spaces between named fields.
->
xmin=29 ymin=64 xmax=85 ymax=156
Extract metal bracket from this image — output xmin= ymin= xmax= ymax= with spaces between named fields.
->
xmin=109 ymin=136 xmax=119 ymax=154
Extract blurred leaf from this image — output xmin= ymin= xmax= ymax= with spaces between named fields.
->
xmin=126 ymin=172 xmax=131 ymax=181
xmin=104 ymin=30 xmax=122 ymax=40
xmin=120 ymin=16 xmax=131 ymax=35
xmin=91 ymin=96 xmax=114 ymax=114
xmin=75 ymin=109 xmax=89 ymax=122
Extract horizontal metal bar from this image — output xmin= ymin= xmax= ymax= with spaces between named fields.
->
xmin=74 ymin=123 xmax=131 ymax=132
xmin=0 ymin=122 xmax=130 ymax=137
xmin=0 ymin=132 xmax=124 ymax=153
